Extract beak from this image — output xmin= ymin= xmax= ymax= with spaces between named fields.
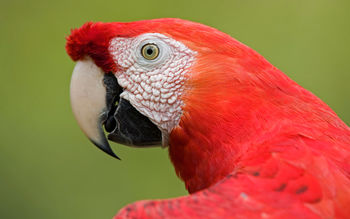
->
xmin=70 ymin=58 xmax=120 ymax=159
xmin=70 ymin=58 xmax=162 ymax=160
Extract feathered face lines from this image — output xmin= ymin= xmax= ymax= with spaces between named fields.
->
xmin=108 ymin=32 xmax=197 ymax=136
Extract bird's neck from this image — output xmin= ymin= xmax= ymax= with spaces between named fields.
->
xmin=166 ymin=47 xmax=350 ymax=193
xmin=168 ymin=93 xmax=267 ymax=193
xmin=168 ymin=70 xmax=348 ymax=194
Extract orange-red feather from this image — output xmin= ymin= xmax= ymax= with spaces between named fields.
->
xmin=65 ymin=18 xmax=350 ymax=219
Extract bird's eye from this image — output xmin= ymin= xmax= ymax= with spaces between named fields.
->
xmin=141 ymin=43 xmax=159 ymax=60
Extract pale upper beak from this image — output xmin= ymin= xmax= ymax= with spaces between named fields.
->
xmin=69 ymin=58 xmax=162 ymax=159
xmin=70 ymin=58 xmax=119 ymax=159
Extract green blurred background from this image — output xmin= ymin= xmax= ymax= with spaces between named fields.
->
xmin=1 ymin=0 xmax=349 ymax=218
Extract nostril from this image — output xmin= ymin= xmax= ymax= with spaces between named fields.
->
xmin=104 ymin=116 xmax=117 ymax=133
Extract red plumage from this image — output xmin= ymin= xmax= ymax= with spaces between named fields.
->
xmin=66 ymin=18 xmax=350 ymax=218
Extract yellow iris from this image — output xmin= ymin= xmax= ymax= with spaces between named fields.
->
xmin=141 ymin=43 xmax=159 ymax=60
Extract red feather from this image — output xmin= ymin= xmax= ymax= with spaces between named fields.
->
xmin=66 ymin=18 xmax=350 ymax=219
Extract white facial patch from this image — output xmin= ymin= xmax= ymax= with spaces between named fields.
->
xmin=109 ymin=33 xmax=196 ymax=146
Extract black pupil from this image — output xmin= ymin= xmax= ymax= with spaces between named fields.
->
xmin=146 ymin=47 xmax=153 ymax=55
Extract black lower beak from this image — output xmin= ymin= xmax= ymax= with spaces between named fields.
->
xmin=105 ymin=98 xmax=162 ymax=146
xmin=98 ymin=73 xmax=162 ymax=159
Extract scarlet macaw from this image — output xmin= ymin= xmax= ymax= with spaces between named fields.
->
xmin=66 ymin=18 xmax=350 ymax=218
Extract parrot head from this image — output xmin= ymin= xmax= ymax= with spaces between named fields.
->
xmin=67 ymin=19 xmax=202 ymax=159
xmin=67 ymin=18 xmax=238 ymax=158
